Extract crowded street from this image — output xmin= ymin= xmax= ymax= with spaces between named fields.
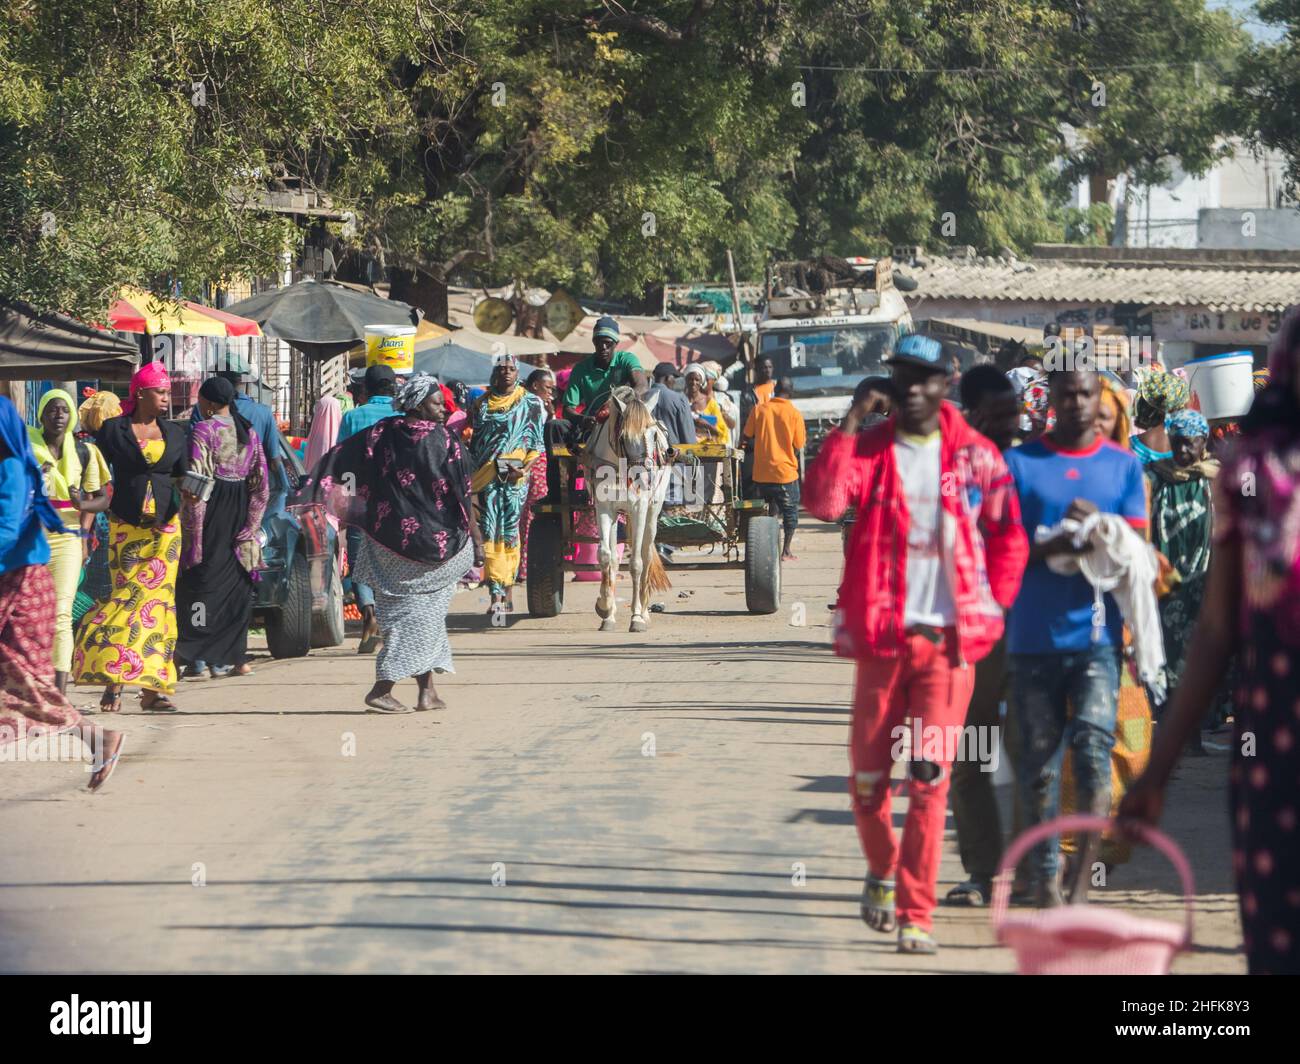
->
xmin=0 ymin=519 xmax=1244 ymax=974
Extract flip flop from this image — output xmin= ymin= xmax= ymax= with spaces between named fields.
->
xmin=860 ymin=874 xmax=897 ymax=933
xmin=897 ymin=925 xmax=938 ymax=954
xmin=140 ymin=694 xmax=178 ymax=712
xmin=357 ymin=633 xmax=382 ymax=654
xmin=416 ymin=697 xmax=447 ymax=713
xmin=88 ymin=735 xmax=125 ymax=792
xmin=943 ymin=879 xmax=991 ymax=907
xmin=99 ymin=690 xmax=122 ymax=714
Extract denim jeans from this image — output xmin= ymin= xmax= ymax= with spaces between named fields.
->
xmin=757 ymin=479 xmax=800 ymax=535
xmin=1009 ymin=644 xmax=1121 ymax=884
xmin=346 ymin=527 xmax=375 ymax=610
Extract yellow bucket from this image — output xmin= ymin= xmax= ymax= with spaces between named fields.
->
xmin=364 ymin=324 xmax=416 ymax=372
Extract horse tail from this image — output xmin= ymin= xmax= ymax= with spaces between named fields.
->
xmin=645 ymin=548 xmax=672 ymax=593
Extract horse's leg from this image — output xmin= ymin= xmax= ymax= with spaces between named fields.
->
xmin=595 ymin=502 xmax=617 ymax=631
xmin=628 ymin=497 xmax=647 ymax=632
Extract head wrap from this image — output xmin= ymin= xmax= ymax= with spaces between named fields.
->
xmin=304 ymin=395 xmax=343 ymax=474
xmin=78 ymin=390 xmax=122 ymax=433
xmin=122 ymin=361 xmax=171 ymax=416
xmin=1133 ymin=368 xmax=1189 ymax=428
xmin=199 ymin=375 xmax=238 ymax=406
xmin=1166 ymin=409 xmax=1209 ymax=440
xmin=196 ymin=374 xmax=252 ymax=445
xmin=699 ymin=360 xmax=723 ymax=381
xmin=396 ymin=373 xmax=442 ymax=415
xmin=28 ymin=388 xmax=82 ymax=503
xmin=0 ymin=395 xmax=65 ymax=542
xmin=683 ymin=363 xmax=706 ymax=381
xmin=593 ymin=316 xmax=620 ymax=342
xmin=1098 ymin=376 xmax=1132 ymax=446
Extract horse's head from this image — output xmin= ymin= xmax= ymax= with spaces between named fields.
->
xmin=610 ymin=386 xmax=662 ymax=465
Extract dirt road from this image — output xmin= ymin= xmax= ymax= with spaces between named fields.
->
xmin=0 ymin=519 xmax=1244 ymax=973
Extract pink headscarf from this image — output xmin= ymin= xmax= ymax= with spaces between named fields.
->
xmin=122 ymin=361 xmax=171 ymax=415
xmin=304 ymin=394 xmax=343 ymax=474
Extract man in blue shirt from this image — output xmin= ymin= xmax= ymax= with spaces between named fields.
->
xmin=1005 ymin=367 xmax=1148 ymax=907
xmin=337 ymin=364 xmax=401 ymax=654
xmin=337 ymin=364 xmax=399 ymax=444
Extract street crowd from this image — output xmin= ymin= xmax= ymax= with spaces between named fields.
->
xmin=1 ymin=309 xmax=1298 ymax=973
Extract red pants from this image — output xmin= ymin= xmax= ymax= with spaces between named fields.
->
xmin=849 ymin=629 xmax=975 ymax=930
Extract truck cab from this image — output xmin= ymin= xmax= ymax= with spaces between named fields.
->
xmin=755 ymin=256 xmax=912 ymax=455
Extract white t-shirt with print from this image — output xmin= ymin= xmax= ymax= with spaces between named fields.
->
xmin=894 ymin=431 xmax=956 ymax=627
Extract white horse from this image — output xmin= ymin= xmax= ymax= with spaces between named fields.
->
xmin=580 ymin=386 xmax=673 ymax=632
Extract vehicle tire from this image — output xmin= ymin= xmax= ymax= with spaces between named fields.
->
xmin=310 ymin=555 xmax=345 ymax=648
xmin=265 ymin=550 xmax=313 ymax=658
xmin=526 ymin=514 xmax=565 ymax=618
xmin=744 ymin=514 xmax=781 ymax=614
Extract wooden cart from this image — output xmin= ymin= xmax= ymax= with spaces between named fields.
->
xmin=525 ymin=440 xmax=783 ymax=618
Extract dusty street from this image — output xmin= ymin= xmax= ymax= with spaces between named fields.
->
xmin=0 ymin=519 xmax=1244 ymax=974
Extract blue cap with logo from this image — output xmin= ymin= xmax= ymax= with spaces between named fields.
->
xmin=593 ymin=315 xmax=621 ymax=343
xmin=886 ymin=333 xmax=947 ymax=373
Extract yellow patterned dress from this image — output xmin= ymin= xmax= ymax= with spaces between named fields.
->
xmin=73 ymin=439 xmax=181 ymax=694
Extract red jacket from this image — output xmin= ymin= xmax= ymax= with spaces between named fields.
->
xmin=804 ymin=402 xmax=1028 ymax=664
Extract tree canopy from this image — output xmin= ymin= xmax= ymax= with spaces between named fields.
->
xmin=0 ymin=0 xmax=1271 ymax=318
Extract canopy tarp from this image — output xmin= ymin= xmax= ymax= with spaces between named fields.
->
xmin=223 ymin=279 xmax=420 ymax=360
xmin=108 ymin=286 xmax=263 ymax=337
xmin=0 ymin=299 xmax=138 ymax=381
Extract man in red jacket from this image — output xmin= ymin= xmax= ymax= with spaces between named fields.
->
xmin=805 ymin=334 xmax=1029 ymax=954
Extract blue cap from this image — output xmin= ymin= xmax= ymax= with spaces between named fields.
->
xmin=886 ymin=333 xmax=947 ymax=373
xmin=593 ymin=315 xmax=620 ymax=342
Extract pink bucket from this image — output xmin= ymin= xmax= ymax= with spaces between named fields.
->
xmin=991 ymin=815 xmax=1194 ymax=975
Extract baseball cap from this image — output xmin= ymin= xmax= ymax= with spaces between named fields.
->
xmin=886 ymin=333 xmax=947 ymax=373
xmin=364 ymin=364 xmax=397 ymax=391
xmin=652 ymin=362 xmax=678 ymax=382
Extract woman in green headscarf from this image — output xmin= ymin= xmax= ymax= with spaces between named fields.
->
xmin=27 ymin=389 xmax=111 ymax=693
xmin=1130 ymin=368 xmax=1190 ymax=465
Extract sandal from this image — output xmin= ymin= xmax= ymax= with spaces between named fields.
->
xmin=860 ymin=874 xmax=897 ymax=933
xmin=88 ymin=734 xmax=125 ymax=792
xmin=943 ymin=878 xmax=991 ymax=907
xmin=357 ymin=632 xmax=382 ymax=655
xmin=99 ymin=689 xmax=123 ymax=714
xmin=897 ymin=925 xmax=938 ymax=954
xmin=140 ymin=693 xmax=178 ymax=712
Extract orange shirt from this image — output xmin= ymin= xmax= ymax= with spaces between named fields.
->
xmin=752 ymin=380 xmax=776 ymax=404
xmin=743 ymin=397 xmax=805 ymax=484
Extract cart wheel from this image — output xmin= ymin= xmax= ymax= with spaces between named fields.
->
xmin=744 ymin=515 xmax=781 ymax=614
xmin=526 ymin=514 xmax=565 ymax=618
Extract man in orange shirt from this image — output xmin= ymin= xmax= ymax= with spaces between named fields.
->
xmin=742 ymin=377 xmax=806 ymax=560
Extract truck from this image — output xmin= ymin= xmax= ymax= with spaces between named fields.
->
xmin=753 ymin=255 xmax=913 ymax=455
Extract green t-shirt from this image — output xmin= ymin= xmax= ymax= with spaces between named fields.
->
xmin=561 ymin=349 xmax=641 ymax=413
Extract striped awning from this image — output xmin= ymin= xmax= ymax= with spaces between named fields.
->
xmin=107 ymin=286 xmax=263 ymax=337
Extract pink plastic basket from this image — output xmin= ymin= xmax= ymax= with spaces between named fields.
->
xmin=991 ymin=814 xmax=1194 ymax=975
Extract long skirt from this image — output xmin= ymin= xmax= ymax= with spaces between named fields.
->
xmin=73 ymin=516 xmax=181 ymax=694
xmin=0 ymin=565 xmax=82 ymax=745
xmin=177 ymin=479 xmax=254 ymax=668
xmin=353 ymin=536 xmax=474 ymax=682
xmin=477 ymin=478 xmax=529 ymax=594
xmin=1231 ymin=614 xmax=1300 ymax=975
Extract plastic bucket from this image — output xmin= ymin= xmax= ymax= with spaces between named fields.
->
xmin=364 ymin=324 xmax=416 ymax=372
xmin=1183 ymin=350 xmax=1254 ymax=420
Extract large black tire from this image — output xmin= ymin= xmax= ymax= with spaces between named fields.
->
xmin=744 ymin=514 xmax=781 ymax=614
xmin=310 ymin=555 xmax=345 ymax=648
xmin=526 ymin=514 xmax=565 ymax=618
xmin=265 ymin=550 xmax=313 ymax=658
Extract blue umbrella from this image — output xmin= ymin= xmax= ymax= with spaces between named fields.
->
xmin=412 ymin=341 xmax=498 ymax=384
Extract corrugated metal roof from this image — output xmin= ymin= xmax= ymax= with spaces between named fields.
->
xmin=907 ymin=254 xmax=1300 ymax=312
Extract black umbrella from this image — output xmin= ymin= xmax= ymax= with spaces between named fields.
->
xmin=0 ymin=299 xmax=139 ymax=381
xmin=222 ymin=279 xmax=421 ymax=360
xmin=412 ymin=340 xmax=497 ymax=384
